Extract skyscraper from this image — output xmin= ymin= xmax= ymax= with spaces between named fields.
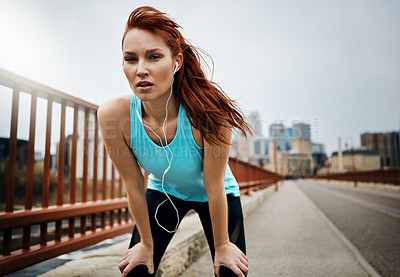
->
xmin=360 ymin=131 xmax=400 ymax=168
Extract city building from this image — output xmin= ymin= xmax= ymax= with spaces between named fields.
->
xmin=284 ymin=152 xmax=313 ymax=177
xmin=0 ymin=137 xmax=46 ymax=207
xmin=233 ymin=111 xmax=269 ymax=166
xmin=268 ymin=123 xmax=295 ymax=152
xmin=232 ymin=115 xmax=323 ymax=176
xmin=264 ymin=123 xmax=316 ymax=177
xmin=292 ymin=122 xmax=311 ymax=140
xmin=264 ymin=140 xmax=314 ymax=177
xmin=312 ymin=142 xmax=327 ymax=175
xmin=327 ymin=148 xmax=380 ymax=173
xmin=292 ymin=139 xmax=311 ymax=155
xmin=312 ymin=142 xmax=326 ymax=154
xmin=361 ymin=131 xmax=400 ymax=168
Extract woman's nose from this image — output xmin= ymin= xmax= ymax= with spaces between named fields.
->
xmin=136 ymin=61 xmax=149 ymax=77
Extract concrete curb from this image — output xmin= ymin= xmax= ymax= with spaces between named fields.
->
xmin=38 ymin=184 xmax=278 ymax=277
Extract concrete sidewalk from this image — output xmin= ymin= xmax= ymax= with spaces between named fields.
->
xmin=181 ymin=181 xmax=372 ymax=277
xmin=38 ymin=184 xmax=277 ymax=277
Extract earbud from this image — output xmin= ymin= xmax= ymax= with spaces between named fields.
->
xmin=173 ymin=62 xmax=179 ymax=74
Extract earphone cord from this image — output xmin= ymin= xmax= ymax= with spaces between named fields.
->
xmin=135 ymin=75 xmax=180 ymax=233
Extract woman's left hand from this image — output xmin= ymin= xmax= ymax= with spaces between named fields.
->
xmin=214 ymin=241 xmax=248 ymax=277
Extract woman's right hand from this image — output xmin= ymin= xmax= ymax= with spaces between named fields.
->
xmin=118 ymin=242 xmax=154 ymax=277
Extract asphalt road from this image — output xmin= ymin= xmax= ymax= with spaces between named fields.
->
xmin=181 ymin=181 xmax=372 ymax=277
xmin=297 ymin=180 xmax=400 ymax=277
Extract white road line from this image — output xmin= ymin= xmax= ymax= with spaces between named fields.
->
xmin=296 ymin=182 xmax=381 ymax=277
xmin=312 ymin=184 xmax=400 ymax=219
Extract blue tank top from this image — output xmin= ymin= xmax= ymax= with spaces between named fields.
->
xmin=129 ymin=93 xmax=240 ymax=202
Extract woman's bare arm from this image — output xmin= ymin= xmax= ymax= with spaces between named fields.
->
xmin=97 ymin=97 xmax=154 ymax=275
xmin=203 ymin=127 xmax=248 ymax=277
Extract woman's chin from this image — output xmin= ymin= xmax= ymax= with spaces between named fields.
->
xmin=133 ymin=88 xmax=172 ymax=103
xmin=133 ymin=90 xmax=155 ymax=101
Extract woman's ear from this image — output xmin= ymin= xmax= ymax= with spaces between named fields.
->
xmin=174 ymin=62 xmax=179 ymax=74
xmin=174 ymin=53 xmax=183 ymax=73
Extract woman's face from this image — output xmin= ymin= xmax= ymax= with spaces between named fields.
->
xmin=122 ymin=28 xmax=178 ymax=102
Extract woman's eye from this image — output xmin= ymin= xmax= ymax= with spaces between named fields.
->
xmin=149 ymin=55 xmax=161 ymax=60
xmin=124 ymin=57 xmax=137 ymax=63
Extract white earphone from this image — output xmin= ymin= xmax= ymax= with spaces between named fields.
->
xmin=135 ymin=61 xmax=178 ymax=124
xmin=134 ymin=60 xmax=180 ymax=233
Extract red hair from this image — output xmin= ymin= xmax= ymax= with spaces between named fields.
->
xmin=122 ymin=6 xmax=252 ymax=145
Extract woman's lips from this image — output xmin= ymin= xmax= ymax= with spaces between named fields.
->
xmin=136 ymin=81 xmax=154 ymax=91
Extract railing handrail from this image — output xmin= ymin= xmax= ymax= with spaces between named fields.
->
xmin=315 ymin=167 xmax=399 ymax=176
xmin=0 ymin=199 xmax=128 ymax=230
xmin=0 ymin=67 xmax=97 ymax=110
xmin=310 ymin=168 xmax=400 ymax=185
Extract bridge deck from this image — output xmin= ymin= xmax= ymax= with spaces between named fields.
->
xmin=182 ymin=181 xmax=373 ymax=277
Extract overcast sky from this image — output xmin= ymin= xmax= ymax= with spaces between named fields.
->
xmin=0 ymin=0 xmax=399 ymax=155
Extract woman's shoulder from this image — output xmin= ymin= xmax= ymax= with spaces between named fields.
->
xmin=98 ymin=94 xmax=131 ymax=120
xmin=97 ymin=95 xmax=132 ymax=145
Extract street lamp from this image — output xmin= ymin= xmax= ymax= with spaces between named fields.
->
xmin=273 ymin=124 xmax=285 ymax=173
xmin=344 ymin=136 xmax=357 ymax=187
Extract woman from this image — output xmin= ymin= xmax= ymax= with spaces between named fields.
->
xmin=98 ymin=6 xmax=251 ymax=277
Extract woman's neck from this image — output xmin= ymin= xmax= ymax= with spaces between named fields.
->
xmin=141 ymin=93 xmax=179 ymax=125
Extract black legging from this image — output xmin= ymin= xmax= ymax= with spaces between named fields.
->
xmin=126 ymin=189 xmax=246 ymax=277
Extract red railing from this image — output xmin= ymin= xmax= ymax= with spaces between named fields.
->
xmin=0 ymin=68 xmax=133 ymax=276
xmin=312 ymin=168 xmax=400 ymax=185
xmin=229 ymin=156 xmax=284 ymax=193
xmin=0 ymin=68 xmax=282 ymax=275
